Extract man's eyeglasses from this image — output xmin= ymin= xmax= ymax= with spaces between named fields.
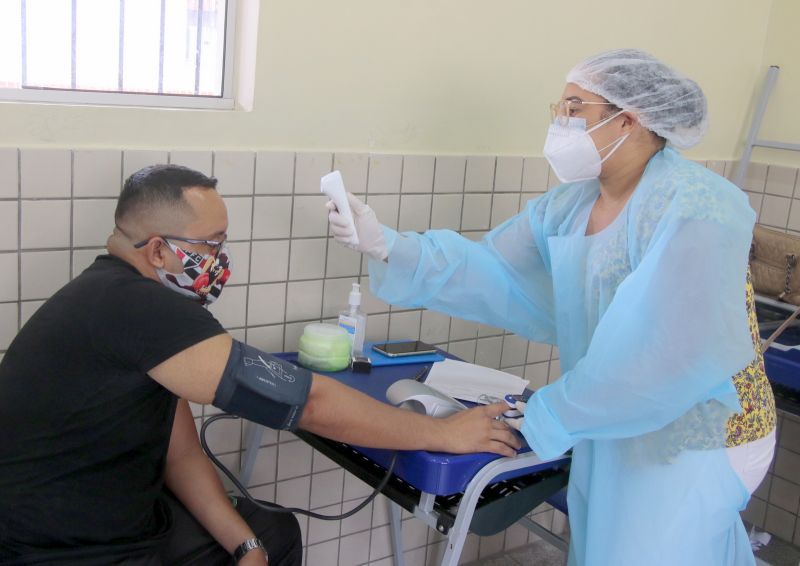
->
xmin=133 ymin=235 xmax=226 ymax=256
xmin=549 ymin=99 xmax=617 ymax=127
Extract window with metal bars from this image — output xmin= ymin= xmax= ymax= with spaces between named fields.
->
xmin=0 ymin=0 xmax=235 ymax=109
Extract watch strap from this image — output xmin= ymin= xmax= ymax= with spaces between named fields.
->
xmin=233 ymin=537 xmax=266 ymax=563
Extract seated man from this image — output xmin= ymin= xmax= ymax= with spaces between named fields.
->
xmin=0 ymin=165 xmax=520 ymax=565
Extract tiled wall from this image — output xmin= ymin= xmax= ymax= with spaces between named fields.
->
xmin=0 ymin=149 xmax=798 ymax=563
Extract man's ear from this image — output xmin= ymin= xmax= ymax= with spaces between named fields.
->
xmin=144 ymin=238 xmax=169 ymax=269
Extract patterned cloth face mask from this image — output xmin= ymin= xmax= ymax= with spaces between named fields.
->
xmin=156 ymin=240 xmax=231 ymax=305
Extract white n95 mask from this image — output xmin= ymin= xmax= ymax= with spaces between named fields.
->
xmin=543 ymin=112 xmax=629 ymax=183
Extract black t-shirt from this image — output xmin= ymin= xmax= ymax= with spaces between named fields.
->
xmin=0 ymin=255 xmax=226 ymax=562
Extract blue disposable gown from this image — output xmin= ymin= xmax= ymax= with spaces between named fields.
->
xmin=369 ymin=148 xmax=757 ymax=565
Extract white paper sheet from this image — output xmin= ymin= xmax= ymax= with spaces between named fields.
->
xmin=424 ymin=358 xmax=529 ymax=403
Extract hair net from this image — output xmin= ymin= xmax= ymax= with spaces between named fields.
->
xmin=566 ymin=48 xmax=708 ymax=149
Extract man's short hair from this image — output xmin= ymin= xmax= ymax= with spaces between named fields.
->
xmin=115 ymin=164 xmax=218 ymax=226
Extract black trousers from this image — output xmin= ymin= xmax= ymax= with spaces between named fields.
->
xmin=156 ymin=491 xmax=303 ymax=566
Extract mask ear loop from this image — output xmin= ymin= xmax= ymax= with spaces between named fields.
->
xmin=597 ymin=133 xmax=631 ymax=163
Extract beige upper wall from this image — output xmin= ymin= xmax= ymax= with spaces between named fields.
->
xmin=0 ymin=0 xmax=796 ymax=166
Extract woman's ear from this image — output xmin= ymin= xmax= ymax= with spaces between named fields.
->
xmin=620 ymin=111 xmax=638 ymax=132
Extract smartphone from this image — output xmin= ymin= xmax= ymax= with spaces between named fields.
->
xmin=371 ymin=340 xmax=437 ymax=357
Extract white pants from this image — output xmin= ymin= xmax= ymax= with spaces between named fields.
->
xmin=726 ymin=430 xmax=776 ymax=494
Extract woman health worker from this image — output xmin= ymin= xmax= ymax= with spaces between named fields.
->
xmin=327 ymin=49 xmax=776 ymax=565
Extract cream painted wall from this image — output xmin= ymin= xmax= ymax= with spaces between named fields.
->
xmin=751 ymin=0 xmax=800 ymax=167
xmin=0 ymin=0 xmax=791 ymax=164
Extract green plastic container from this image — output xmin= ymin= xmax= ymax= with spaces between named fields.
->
xmin=297 ymin=323 xmax=352 ymax=372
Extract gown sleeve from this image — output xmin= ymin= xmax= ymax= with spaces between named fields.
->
xmin=368 ymin=194 xmax=558 ymax=343
xmin=521 ymin=189 xmax=757 ymax=460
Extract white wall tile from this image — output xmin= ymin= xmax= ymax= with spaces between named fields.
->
xmin=207 ymin=285 xmax=247 ymax=329
xmin=0 ymin=149 xmax=18 ymax=198
xmin=501 ymin=335 xmax=529 ymax=368
xmin=369 ymin=525 xmax=393 ymax=562
xmin=358 ymin=276 xmax=389 ymax=315
xmin=747 ymin=192 xmax=764 ymax=218
xmin=295 ymin=152 xmax=332 ymax=194
xmin=225 ymin=241 xmax=250 ymax=286
xmin=246 ymin=325 xmax=284 ymax=353
xmin=490 ymin=193 xmax=521 ymax=228
xmin=0 ymin=302 xmax=18 ymax=349
xmin=307 ymin=503 xmax=342 ymax=544
xmin=289 ymin=238 xmax=327 ymax=280
xmin=495 ymin=156 xmax=524 ymax=191
xmin=325 ymin=240 xmax=361 ymax=278
xmin=522 ymin=157 xmax=549 ymax=192
xmin=276 ymin=439 xmax=314 ymax=481
xmin=292 ymin=195 xmax=329 ymax=237
xmin=284 ymin=321 xmax=307 ymax=352
xmin=401 ymin=516 xmax=428 ymax=551
xmin=368 ymin=154 xmax=402 ymax=194
xmin=0 ymin=202 xmax=18 ymax=251
xmin=286 ymin=280 xmax=323 ymax=321
xmin=222 ymin=197 xmax=253 ymax=242
xmin=310 ymin=468 xmax=345 ymax=509
xmin=461 ymin=194 xmax=492 ymax=231
xmin=706 ymin=160 xmax=726 ymax=177
xmin=464 ymin=156 xmax=495 ymax=192
xmin=72 ymin=249 xmax=103 ymax=278
xmin=450 ymin=319 xmax=478 ymax=341
xmin=526 ymin=362 xmax=550 ymax=390
xmin=276 ymin=475 xmax=311 ymax=510
xmin=306 ymin=539 xmax=339 ymax=566
xmin=340 ymin=501 xmax=372 ymax=536
xmin=214 ymin=151 xmax=255 ymax=196
xmin=73 ymin=200 xmax=117 ymax=247
xmin=202 ymin=415 xmax=242 ymax=454
xmin=251 ymin=240 xmax=289 ymax=283
xmin=255 ymin=151 xmax=294 ymax=195
xmin=21 ymin=250 xmax=70 ymax=300
xmin=402 ymin=155 xmax=435 ymax=193
xmin=430 ymin=194 xmax=462 ymax=230
xmin=253 ymin=196 xmax=292 ymax=239
xmin=0 ymin=253 xmax=18 ymax=301
xmin=527 ymin=341 xmax=552 ymax=363
xmin=333 ymin=153 xmax=368 ymax=195
xmin=365 ymin=313 xmax=389 ymax=342
xmin=398 ymin=194 xmax=432 ymax=232
xmin=20 ymin=300 xmax=44 ymax=327
xmin=433 ymin=156 xmax=465 ymax=193
xmin=447 ymin=339 xmax=476 ymax=363
xmin=169 ymin=151 xmax=212 ymax=175
xmin=248 ymin=283 xmax=286 ymax=326
xmin=388 ymin=310 xmax=421 ymax=341
xmin=760 ymin=195 xmax=791 ymax=228
xmin=549 ymin=359 xmax=562 ymax=382
xmin=73 ymin=150 xmax=121 ymax=197
xmin=475 ymin=336 xmax=503 ymax=368
xmin=420 ymin=310 xmax=449 ymax=344
xmin=365 ymin=194 xmax=399 ymax=230
xmin=246 ymin=445 xmax=277 ymax=487
xmin=123 ymin=150 xmax=169 ymax=181
xmin=21 ymin=200 xmax=70 ymax=249
xmin=339 ymin=530 xmax=370 ymax=566
xmin=322 ymin=277 xmax=357 ymax=318
xmin=765 ymin=166 xmax=798 ymax=198
xmin=478 ymin=323 xmax=503 ymax=337
xmin=742 ymin=163 xmax=768 ymax=193
xmin=343 ymin=473 xmax=372 ymax=501
xmin=21 ymin=149 xmax=71 ymax=198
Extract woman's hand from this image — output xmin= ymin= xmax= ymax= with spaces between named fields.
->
xmin=435 ymin=402 xmax=522 ymax=457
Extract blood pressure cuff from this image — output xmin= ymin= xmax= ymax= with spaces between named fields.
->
xmin=212 ymin=339 xmax=312 ymax=430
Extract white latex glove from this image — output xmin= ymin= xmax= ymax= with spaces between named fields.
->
xmin=326 ymin=192 xmax=388 ymax=261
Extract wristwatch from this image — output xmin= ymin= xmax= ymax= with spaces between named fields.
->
xmin=233 ymin=537 xmax=266 ymax=563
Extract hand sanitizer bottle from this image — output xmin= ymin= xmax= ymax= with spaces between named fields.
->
xmin=338 ymin=283 xmax=367 ymax=357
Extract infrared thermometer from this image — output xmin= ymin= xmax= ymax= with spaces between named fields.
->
xmin=321 ymin=170 xmax=359 ymax=246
